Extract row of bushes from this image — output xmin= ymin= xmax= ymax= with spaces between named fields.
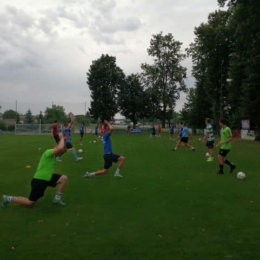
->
xmin=0 ymin=121 xmax=15 ymax=131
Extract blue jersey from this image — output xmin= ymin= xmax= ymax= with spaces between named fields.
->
xmin=62 ymin=127 xmax=71 ymax=143
xmin=79 ymin=124 xmax=84 ymax=133
xmin=103 ymin=132 xmax=112 ymax=154
xmin=179 ymin=126 xmax=183 ymax=137
xmin=170 ymin=124 xmax=174 ymax=133
xmin=182 ymin=127 xmax=189 ymax=138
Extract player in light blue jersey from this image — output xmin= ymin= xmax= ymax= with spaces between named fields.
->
xmin=62 ymin=122 xmax=83 ymax=162
xmin=84 ymin=120 xmax=125 ymax=178
xmin=79 ymin=122 xmax=85 ymax=144
xmin=173 ymin=122 xmax=195 ymax=151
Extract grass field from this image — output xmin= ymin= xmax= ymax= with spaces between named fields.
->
xmin=1 ymin=132 xmax=260 ymax=260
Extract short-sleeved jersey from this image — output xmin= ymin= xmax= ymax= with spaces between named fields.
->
xmin=220 ymin=126 xmax=232 ymax=150
xmin=179 ymin=126 xmax=183 ymax=137
xmin=182 ymin=127 xmax=189 ymax=137
xmin=34 ymin=149 xmax=56 ymax=181
xmin=103 ymin=132 xmax=112 ymax=154
xmin=157 ymin=125 xmax=162 ymax=132
xmin=170 ymin=124 xmax=174 ymax=133
xmin=52 ymin=124 xmax=59 ymax=136
xmin=150 ymin=127 xmax=156 ymax=134
xmin=206 ymin=124 xmax=214 ymax=141
xmin=62 ymin=127 xmax=71 ymax=143
xmin=79 ymin=124 xmax=84 ymax=133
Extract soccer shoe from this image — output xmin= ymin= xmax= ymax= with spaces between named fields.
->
xmin=76 ymin=157 xmax=83 ymax=162
xmin=56 ymin=159 xmax=62 ymax=162
xmin=191 ymin=148 xmax=195 ymax=151
xmin=83 ymin=172 xmax=93 ymax=178
xmin=206 ymin=157 xmax=213 ymax=162
xmin=52 ymin=199 xmax=66 ymax=206
xmin=230 ymin=164 xmax=236 ymax=173
xmin=114 ymin=173 xmax=123 ymax=178
xmin=2 ymin=195 xmax=8 ymax=208
xmin=217 ymin=171 xmax=224 ymax=175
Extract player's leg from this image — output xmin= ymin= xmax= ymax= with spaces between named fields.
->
xmin=223 ymin=152 xmax=236 ymax=173
xmin=84 ymin=155 xmax=111 ymax=177
xmin=2 ymin=195 xmax=35 ymax=207
xmin=52 ymin=174 xmax=67 ymax=206
xmin=114 ymin=155 xmax=125 ymax=177
xmin=217 ymin=150 xmax=226 ymax=174
xmin=68 ymin=143 xmax=82 ymax=161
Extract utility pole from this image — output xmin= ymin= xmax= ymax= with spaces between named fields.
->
xmin=220 ymin=60 xmax=224 ymax=119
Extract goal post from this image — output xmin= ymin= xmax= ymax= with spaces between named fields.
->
xmin=15 ymin=124 xmax=53 ymax=134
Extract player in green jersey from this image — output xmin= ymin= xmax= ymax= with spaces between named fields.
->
xmin=2 ymin=133 xmax=68 ymax=208
xmin=215 ymin=118 xmax=236 ymax=174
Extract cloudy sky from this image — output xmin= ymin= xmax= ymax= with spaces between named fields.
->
xmin=0 ymin=0 xmax=221 ymax=117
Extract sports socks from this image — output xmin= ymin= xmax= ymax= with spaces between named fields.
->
xmin=5 ymin=195 xmax=15 ymax=202
xmin=72 ymin=150 xmax=78 ymax=159
xmin=54 ymin=192 xmax=62 ymax=201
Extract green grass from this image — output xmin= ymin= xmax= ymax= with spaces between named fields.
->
xmin=1 ymin=133 xmax=260 ymax=260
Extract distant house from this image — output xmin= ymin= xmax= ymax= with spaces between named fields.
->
xmin=3 ymin=118 xmax=16 ymax=125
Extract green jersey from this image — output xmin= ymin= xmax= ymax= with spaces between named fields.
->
xmin=34 ymin=149 xmax=56 ymax=181
xmin=220 ymin=126 xmax=232 ymax=150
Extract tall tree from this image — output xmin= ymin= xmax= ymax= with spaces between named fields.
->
xmin=43 ymin=105 xmax=67 ymax=123
xmin=87 ymin=54 xmax=125 ymax=121
xmin=25 ymin=109 xmax=33 ymax=124
xmin=2 ymin=109 xmax=19 ymax=119
xmin=141 ymin=32 xmax=187 ymax=127
xmin=117 ymin=74 xmax=147 ymax=127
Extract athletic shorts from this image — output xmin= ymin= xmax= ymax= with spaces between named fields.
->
xmin=80 ymin=132 xmax=84 ymax=137
xmin=206 ymin=140 xmax=215 ymax=149
xmin=181 ymin=137 xmax=188 ymax=143
xmin=66 ymin=142 xmax=73 ymax=149
xmin=219 ymin=149 xmax=230 ymax=157
xmin=53 ymin=135 xmax=60 ymax=143
xmin=29 ymin=174 xmax=62 ymax=201
xmin=170 ymin=131 xmax=174 ymax=134
xmin=103 ymin=153 xmax=120 ymax=169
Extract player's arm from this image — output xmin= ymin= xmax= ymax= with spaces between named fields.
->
xmin=216 ymin=130 xmax=233 ymax=147
xmin=202 ymin=130 xmax=208 ymax=143
xmin=51 ymin=133 xmax=65 ymax=156
xmin=104 ymin=120 xmax=113 ymax=135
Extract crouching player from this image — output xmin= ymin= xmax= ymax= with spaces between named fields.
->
xmin=2 ymin=133 xmax=68 ymax=208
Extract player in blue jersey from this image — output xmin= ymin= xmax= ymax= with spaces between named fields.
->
xmin=173 ymin=122 xmax=195 ymax=151
xmin=62 ymin=122 xmax=83 ymax=162
xmin=94 ymin=123 xmax=99 ymax=140
xmin=84 ymin=120 xmax=125 ymax=178
xmin=79 ymin=122 xmax=85 ymax=144
xmin=149 ymin=125 xmax=156 ymax=138
xmin=169 ymin=123 xmax=174 ymax=140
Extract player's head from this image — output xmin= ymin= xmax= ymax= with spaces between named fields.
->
xmin=180 ymin=122 xmax=183 ymax=125
xmin=206 ymin=118 xmax=211 ymax=124
xmin=64 ymin=122 xmax=69 ymax=128
xmin=183 ymin=122 xmax=187 ymax=126
xmin=82 ymin=122 xmax=84 ymax=125
xmin=54 ymin=119 xmax=58 ymax=123
xmin=219 ymin=118 xmax=228 ymax=127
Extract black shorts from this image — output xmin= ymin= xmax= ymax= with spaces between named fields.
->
xmin=29 ymin=174 xmax=62 ymax=201
xmin=219 ymin=149 xmax=230 ymax=157
xmin=54 ymin=135 xmax=60 ymax=143
xmin=181 ymin=137 xmax=188 ymax=143
xmin=103 ymin=153 xmax=120 ymax=169
xmin=66 ymin=142 xmax=73 ymax=149
xmin=206 ymin=140 xmax=215 ymax=148
xmin=80 ymin=132 xmax=84 ymax=137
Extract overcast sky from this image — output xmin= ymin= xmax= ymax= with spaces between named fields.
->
xmin=0 ymin=0 xmax=221 ymax=117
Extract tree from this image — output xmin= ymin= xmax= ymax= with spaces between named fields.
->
xmin=117 ymin=74 xmax=147 ymax=127
xmin=141 ymin=32 xmax=187 ymax=128
xmin=2 ymin=109 xmax=19 ymax=119
xmin=87 ymin=54 xmax=125 ymax=121
xmin=43 ymin=105 xmax=67 ymax=123
xmin=25 ymin=109 xmax=34 ymax=124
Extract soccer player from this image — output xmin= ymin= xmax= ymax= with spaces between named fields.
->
xmin=62 ymin=121 xmax=83 ymax=162
xmin=157 ymin=124 xmax=162 ymax=137
xmin=169 ymin=123 xmax=174 ymax=140
xmin=2 ymin=133 xmax=68 ymax=208
xmin=84 ymin=120 xmax=125 ymax=178
xmin=173 ymin=123 xmax=195 ymax=151
xmin=215 ymin=118 xmax=236 ymax=174
xmin=100 ymin=123 xmax=105 ymax=138
xmin=51 ymin=120 xmax=62 ymax=162
xmin=79 ymin=122 xmax=85 ymax=144
xmin=150 ymin=125 xmax=156 ymax=138
xmin=94 ymin=123 xmax=99 ymax=140
xmin=202 ymin=118 xmax=215 ymax=162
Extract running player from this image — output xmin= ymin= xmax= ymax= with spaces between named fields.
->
xmin=169 ymin=123 xmax=174 ymax=140
xmin=150 ymin=125 xmax=156 ymax=138
xmin=84 ymin=120 xmax=125 ymax=178
xmin=79 ymin=122 xmax=85 ymax=144
xmin=215 ymin=118 xmax=236 ymax=174
xmin=157 ymin=124 xmax=162 ymax=137
xmin=62 ymin=121 xmax=83 ymax=162
xmin=173 ymin=123 xmax=195 ymax=151
xmin=202 ymin=118 xmax=214 ymax=162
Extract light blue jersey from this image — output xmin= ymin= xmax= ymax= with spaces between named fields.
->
xmin=103 ymin=132 xmax=112 ymax=154
xmin=179 ymin=126 xmax=183 ymax=137
xmin=79 ymin=124 xmax=84 ymax=133
xmin=182 ymin=127 xmax=189 ymax=138
xmin=62 ymin=127 xmax=71 ymax=143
